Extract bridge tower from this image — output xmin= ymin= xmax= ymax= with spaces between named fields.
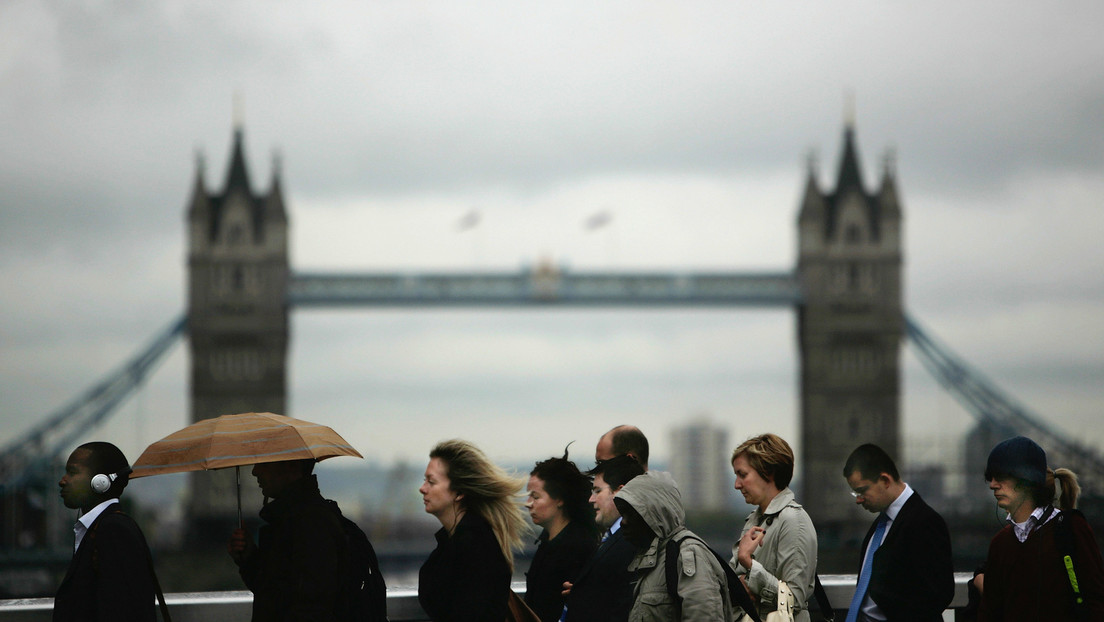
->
xmin=186 ymin=124 xmax=289 ymax=541
xmin=797 ymin=121 xmax=903 ymax=545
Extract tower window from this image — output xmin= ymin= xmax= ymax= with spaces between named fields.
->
xmin=845 ymin=224 xmax=862 ymax=244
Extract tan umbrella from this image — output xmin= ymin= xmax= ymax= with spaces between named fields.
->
xmin=131 ymin=412 xmax=363 ymax=525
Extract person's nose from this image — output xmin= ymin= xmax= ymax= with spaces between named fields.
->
xmin=418 ymin=483 xmax=428 ymax=495
xmin=988 ymin=478 xmax=999 ymax=490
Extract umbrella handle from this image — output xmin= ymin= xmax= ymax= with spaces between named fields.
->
xmin=236 ymin=466 xmax=243 ymax=529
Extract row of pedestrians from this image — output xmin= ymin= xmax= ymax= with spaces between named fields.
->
xmin=52 ymin=428 xmax=1104 ymax=622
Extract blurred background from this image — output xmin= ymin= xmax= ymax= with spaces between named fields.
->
xmin=2 ymin=1 xmax=1103 ymax=596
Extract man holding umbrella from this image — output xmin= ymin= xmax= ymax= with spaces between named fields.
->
xmin=228 ymin=457 xmax=348 ymax=621
xmin=133 ymin=412 xmax=370 ymax=621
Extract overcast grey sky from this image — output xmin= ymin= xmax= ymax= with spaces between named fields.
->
xmin=2 ymin=2 xmax=1103 ymax=480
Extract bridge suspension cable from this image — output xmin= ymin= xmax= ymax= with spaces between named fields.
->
xmin=905 ymin=315 xmax=1104 ymax=496
xmin=0 ymin=315 xmax=187 ymax=490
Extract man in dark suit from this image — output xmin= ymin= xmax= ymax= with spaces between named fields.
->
xmin=54 ymin=441 xmax=156 ymax=622
xmin=842 ymin=444 xmax=954 ymax=622
xmin=561 ymin=454 xmax=645 ymax=622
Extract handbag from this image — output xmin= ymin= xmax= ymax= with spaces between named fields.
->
xmin=739 ymin=580 xmax=795 ymax=622
xmin=506 ymin=589 xmax=541 ymax=622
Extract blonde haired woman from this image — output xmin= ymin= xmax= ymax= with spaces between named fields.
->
xmin=730 ymin=433 xmax=818 ymax=622
xmin=418 ymin=439 xmax=529 ymax=622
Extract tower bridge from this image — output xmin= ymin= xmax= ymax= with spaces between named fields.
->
xmin=3 ymin=121 xmax=1102 ymax=551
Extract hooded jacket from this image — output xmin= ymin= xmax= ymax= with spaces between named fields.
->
xmin=615 ymin=472 xmax=732 ymax=622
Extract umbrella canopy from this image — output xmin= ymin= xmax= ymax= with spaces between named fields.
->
xmin=131 ymin=412 xmax=363 ymax=478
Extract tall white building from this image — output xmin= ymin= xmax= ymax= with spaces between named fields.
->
xmin=670 ymin=418 xmax=731 ymax=512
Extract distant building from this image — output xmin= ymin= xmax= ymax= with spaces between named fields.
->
xmin=669 ymin=418 xmax=731 ymax=512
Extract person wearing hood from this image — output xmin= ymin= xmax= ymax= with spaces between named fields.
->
xmin=613 ymin=471 xmax=732 ymax=622
xmin=730 ymin=434 xmax=818 ymax=622
xmin=227 ymin=458 xmax=348 ymax=621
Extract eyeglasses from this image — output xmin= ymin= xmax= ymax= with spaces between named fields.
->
xmin=849 ymin=485 xmax=870 ymax=499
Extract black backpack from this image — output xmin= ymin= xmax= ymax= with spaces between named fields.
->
xmin=326 ymin=499 xmax=388 ymax=622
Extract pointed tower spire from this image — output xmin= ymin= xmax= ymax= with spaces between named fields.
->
xmin=223 ymin=123 xmax=253 ymax=195
xmin=192 ymin=148 xmax=206 ymax=192
xmin=835 ymin=121 xmax=865 ymax=194
xmin=800 ymin=148 xmax=823 ymax=214
xmin=270 ymin=148 xmax=282 ymax=192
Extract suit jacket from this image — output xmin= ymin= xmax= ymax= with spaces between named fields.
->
xmin=53 ymin=506 xmax=156 ymax=622
xmin=861 ymin=492 xmax=954 ymax=622
xmin=563 ymin=527 xmax=637 ymax=622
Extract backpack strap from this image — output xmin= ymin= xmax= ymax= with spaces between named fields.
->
xmin=664 ymin=535 xmax=763 ymax=622
xmin=1054 ymin=509 xmax=1089 ymax=622
xmin=812 ymin=574 xmax=834 ymax=622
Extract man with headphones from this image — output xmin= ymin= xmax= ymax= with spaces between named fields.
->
xmin=55 ymin=441 xmax=157 ymax=622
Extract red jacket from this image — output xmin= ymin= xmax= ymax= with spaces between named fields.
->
xmin=979 ymin=510 xmax=1104 ymax=621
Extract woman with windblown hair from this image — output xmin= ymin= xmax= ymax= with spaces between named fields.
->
xmin=418 ymin=440 xmax=529 ymax=622
xmin=523 ymin=448 xmax=599 ymax=622
xmin=976 ymin=436 xmax=1104 ymax=621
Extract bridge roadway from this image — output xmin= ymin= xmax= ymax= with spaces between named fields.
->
xmin=0 ymin=574 xmax=974 ymax=621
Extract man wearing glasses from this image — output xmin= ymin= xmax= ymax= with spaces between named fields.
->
xmin=842 ymin=444 xmax=954 ymax=622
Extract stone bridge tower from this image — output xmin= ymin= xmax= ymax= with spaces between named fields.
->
xmin=797 ymin=121 xmax=903 ymax=547
xmin=186 ymin=124 xmax=289 ymax=541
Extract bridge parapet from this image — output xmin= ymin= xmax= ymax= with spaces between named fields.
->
xmin=0 ymin=575 xmax=974 ymax=621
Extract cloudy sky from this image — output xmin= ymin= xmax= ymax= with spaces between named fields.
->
xmin=2 ymin=2 xmax=1103 ymax=486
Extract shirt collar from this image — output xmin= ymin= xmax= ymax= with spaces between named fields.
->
xmin=884 ymin=483 xmax=913 ymax=522
xmin=74 ymin=498 xmax=119 ymax=551
xmin=1007 ymin=505 xmax=1056 ymax=542
xmin=608 ymin=516 xmax=623 ymax=534
xmin=78 ymin=498 xmax=119 ymax=529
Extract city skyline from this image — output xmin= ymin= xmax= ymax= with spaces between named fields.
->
xmin=2 ymin=3 xmax=1103 ymax=485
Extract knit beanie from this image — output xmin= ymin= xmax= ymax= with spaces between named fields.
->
xmin=985 ymin=436 xmax=1047 ymax=486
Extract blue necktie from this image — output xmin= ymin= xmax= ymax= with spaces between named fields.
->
xmin=846 ymin=513 xmax=887 ymax=622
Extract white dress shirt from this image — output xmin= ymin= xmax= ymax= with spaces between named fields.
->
xmin=73 ymin=498 xmax=119 ymax=552
xmin=859 ymin=484 xmax=914 ymax=621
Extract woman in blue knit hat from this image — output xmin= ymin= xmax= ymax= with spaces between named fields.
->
xmin=976 ymin=436 xmax=1104 ymax=621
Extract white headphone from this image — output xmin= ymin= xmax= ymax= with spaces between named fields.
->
xmin=90 ymin=466 xmax=132 ymax=494
xmin=91 ymin=472 xmax=118 ymax=494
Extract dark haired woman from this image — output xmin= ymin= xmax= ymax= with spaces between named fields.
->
xmin=524 ymin=450 xmax=599 ymax=622
xmin=418 ymin=439 xmax=528 ymax=622
xmin=976 ymin=436 xmax=1104 ymax=621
